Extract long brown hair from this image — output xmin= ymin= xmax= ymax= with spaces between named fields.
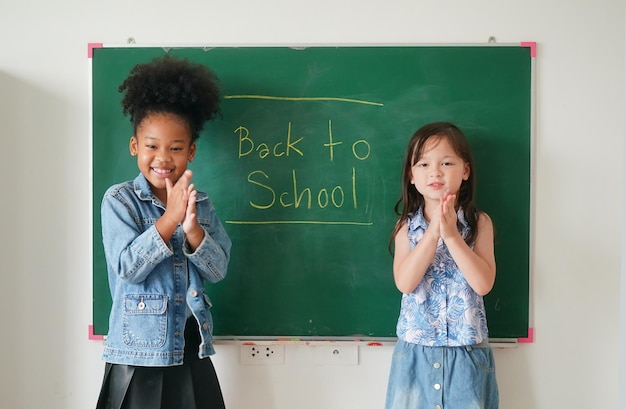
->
xmin=390 ymin=122 xmax=479 ymax=252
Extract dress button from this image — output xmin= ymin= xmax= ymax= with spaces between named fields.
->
xmin=433 ymin=362 xmax=441 ymax=369
xmin=433 ymin=383 xmax=441 ymax=390
xmin=190 ymin=289 xmax=198 ymax=297
xmin=435 ymin=405 xmax=442 ymax=409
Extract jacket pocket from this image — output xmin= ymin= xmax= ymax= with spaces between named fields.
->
xmin=122 ymin=294 xmax=168 ymax=348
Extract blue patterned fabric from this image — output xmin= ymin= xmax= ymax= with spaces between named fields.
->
xmin=395 ymin=207 xmax=489 ymax=346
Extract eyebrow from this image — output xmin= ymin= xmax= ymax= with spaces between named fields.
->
xmin=144 ymin=136 xmax=188 ymax=144
xmin=417 ymin=154 xmax=458 ymax=161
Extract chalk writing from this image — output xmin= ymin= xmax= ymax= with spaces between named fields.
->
xmin=224 ymin=94 xmax=384 ymax=226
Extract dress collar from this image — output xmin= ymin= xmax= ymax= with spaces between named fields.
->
xmin=408 ymin=205 xmax=470 ymax=234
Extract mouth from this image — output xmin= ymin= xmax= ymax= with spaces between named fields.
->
xmin=151 ymin=167 xmax=174 ymax=178
xmin=428 ymin=182 xmax=444 ymax=189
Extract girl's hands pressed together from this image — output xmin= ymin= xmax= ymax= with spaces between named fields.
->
xmin=182 ymin=182 xmax=198 ymax=233
xmin=156 ymin=169 xmax=205 ymax=250
xmin=423 ymin=199 xmax=441 ymax=241
xmin=164 ymin=169 xmax=193 ymax=225
xmin=439 ymin=190 xmax=461 ymax=242
xmin=182 ymin=180 xmax=205 ymax=251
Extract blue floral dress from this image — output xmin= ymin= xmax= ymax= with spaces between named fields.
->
xmin=396 ymin=207 xmax=489 ymax=346
xmin=385 ymin=207 xmax=499 ymax=409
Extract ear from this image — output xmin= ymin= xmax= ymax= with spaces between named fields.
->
xmin=408 ymin=167 xmax=417 ymax=188
xmin=463 ymin=163 xmax=470 ymax=181
xmin=129 ymin=136 xmax=138 ymax=156
xmin=188 ymin=142 xmax=197 ymax=162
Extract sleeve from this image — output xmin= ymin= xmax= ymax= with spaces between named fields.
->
xmin=101 ymin=188 xmax=173 ymax=284
xmin=183 ymin=199 xmax=232 ymax=283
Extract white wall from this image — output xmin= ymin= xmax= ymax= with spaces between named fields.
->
xmin=0 ymin=1 xmax=623 ymax=408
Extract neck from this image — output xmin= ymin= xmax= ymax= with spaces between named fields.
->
xmin=422 ymin=201 xmax=438 ymax=223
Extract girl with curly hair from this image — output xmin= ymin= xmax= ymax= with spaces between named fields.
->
xmin=96 ymin=55 xmax=232 ymax=409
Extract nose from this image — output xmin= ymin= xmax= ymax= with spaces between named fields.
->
xmin=430 ymin=164 xmax=442 ymax=177
xmin=156 ymin=147 xmax=171 ymax=163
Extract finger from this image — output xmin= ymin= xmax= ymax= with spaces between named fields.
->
xmin=442 ymin=189 xmax=451 ymax=202
xmin=165 ymin=178 xmax=173 ymax=194
xmin=186 ymin=211 xmax=197 ymax=226
xmin=176 ymin=176 xmax=189 ymax=190
xmin=448 ymin=194 xmax=457 ymax=213
xmin=174 ymin=170 xmax=192 ymax=189
xmin=183 ymin=169 xmax=193 ymax=185
xmin=444 ymin=194 xmax=455 ymax=212
xmin=440 ymin=196 xmax=447 ymax=217
xmin=188 ymin=190 xmax=197 ymax=208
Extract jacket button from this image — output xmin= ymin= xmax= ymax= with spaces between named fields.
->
xmin=203 ymin=322 xmax=209 ymax=330
xmin=190 ymin=289 xmax=198 ymax=297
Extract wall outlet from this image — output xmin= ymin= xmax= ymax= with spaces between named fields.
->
xmin=240 ymin=344 xmax=285 ymax=365
xmin=313 ymin=345 xmax=359 ymax=366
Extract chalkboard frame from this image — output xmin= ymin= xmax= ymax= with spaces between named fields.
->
xmin=91 ymin=44 xmax=534 ymax=341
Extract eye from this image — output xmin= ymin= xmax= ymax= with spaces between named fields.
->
xmin=171 ymin=146 xmax=183 ymax=152
xmin=443 ymin=161 xmax=454 ymax=166
xmin=145 ymin=144 xmax=157 ymax=150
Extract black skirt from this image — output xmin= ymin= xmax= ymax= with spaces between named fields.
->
xmin=96 ymin=318 xmax=225 ymax=409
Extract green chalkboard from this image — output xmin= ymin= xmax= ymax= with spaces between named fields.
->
xmin=92 ymin=45 xmax=532 ymax=339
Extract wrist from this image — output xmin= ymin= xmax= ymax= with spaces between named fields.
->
xmin=442 ymin=231 xmax=463 ymax=245
xmin=155 ymin=215 xmax=178 ymax=242
xmin=423 ymin=228 xmax=440 ymax=243
xmin=161 ymin=210 xmax=180 ymax=227
xmin=186 ymin=224 xmax=205 ymax=242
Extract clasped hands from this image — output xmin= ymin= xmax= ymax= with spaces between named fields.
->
xmin=426 ymin=190 xmax=462 ymax=243
xmin=163 ymin=169 xmax=203 ymax=240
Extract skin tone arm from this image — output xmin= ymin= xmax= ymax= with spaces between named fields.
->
xmin=439 ymin=191 xmax=496 ymax=296
xmin=155 ymin=169 xmax=205 ymax=251
xmin=393 ymin=191 xmax=496 ymax=296
xmin=393 ymin=204 xmax=442 ymax=294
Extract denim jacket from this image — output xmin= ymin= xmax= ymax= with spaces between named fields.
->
xmin=100 ymin=173 xmax=231 ymax=366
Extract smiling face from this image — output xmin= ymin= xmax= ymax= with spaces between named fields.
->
xmin=410 ymin=136 xmax=470 ymax=204
xmin=129 ymin=112 xmax=196 ymax=203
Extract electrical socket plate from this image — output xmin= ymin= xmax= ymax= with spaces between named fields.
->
xmin=313 ymin=345 xmax=359 ymax=365
xmin=240 ymin=344 xmax=285 ymax=365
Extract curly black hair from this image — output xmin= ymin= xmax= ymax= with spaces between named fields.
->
xmin=118 ymin=55 xmax=221 ymax=141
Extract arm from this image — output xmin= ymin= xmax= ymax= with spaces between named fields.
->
xmin=181 ymin=183 xmax=204 ymax=251
xmin=392 ymin=221 xmax=439 ymax=294
xmin=101 ymin=188 xmax=173 ymax=284
xmin=441 ymin=211 xmax=496 ymax=296
xmin=183 ymin=197 xmax=232 ymax=283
